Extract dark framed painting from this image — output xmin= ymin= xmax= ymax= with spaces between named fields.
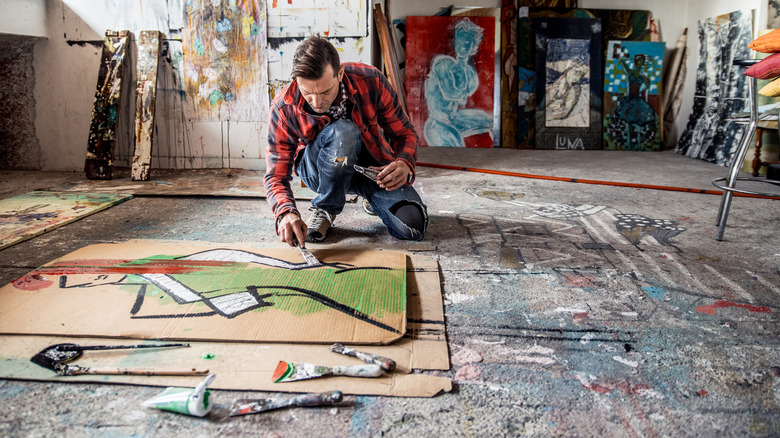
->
xmin=534 ymin=17 xmax=602 ymax=149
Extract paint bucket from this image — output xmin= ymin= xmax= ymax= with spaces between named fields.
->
xmin=142 ymin=374 xmax=215 ymax=417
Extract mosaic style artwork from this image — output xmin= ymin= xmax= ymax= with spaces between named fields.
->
xmin=676 ymin=10 xmax=753 ymax=165
xmin=182 ymin=0 xmax=269 ymax=121
xmin=534 ymin=17 xmax=603 ymax=150
xmin=604 ymin=41 xmax=665 ymax=151
xmin=406 ymin=16 xmax=496 ymax=148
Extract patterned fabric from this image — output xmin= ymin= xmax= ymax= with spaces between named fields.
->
xmin=327 ymin=82 xmax=349 ymax=120
xmin=264 ymin=62 xmax=419 ymax=228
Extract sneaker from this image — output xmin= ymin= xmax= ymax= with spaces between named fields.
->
xmin=306 ymin=208 xmax=336 ymax=243
xmin=362 ymin=198 xmax=377 ymax=216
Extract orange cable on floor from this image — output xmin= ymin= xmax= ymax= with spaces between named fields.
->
xmin=416 ymin=162 xmax=780 ymax=200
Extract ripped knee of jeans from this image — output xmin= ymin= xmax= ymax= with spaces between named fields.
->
xmin=390 ymin=201 xmax=426 ymax=234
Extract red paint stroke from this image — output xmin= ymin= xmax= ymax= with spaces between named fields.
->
xmin=580 ymin=379 xmax=651 ymax=395
xmin=573 ymin=312 xmax=589 ymax=321
xmin=30 ymin=259 xmax=242 ymax=276
xmin=13 ymin=274 xmax=54 ymax=291
xmin=698 ymin=390 xmax=708 ymax=397
xmin=696 ymin=300 xmax=771 ymax=315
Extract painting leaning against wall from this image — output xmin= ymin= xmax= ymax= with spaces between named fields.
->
xmin=405 ymin=16 xmax=496 ymax=148
xmin=603 ymin=41 xmax=665 ymax=151
xmin=675 ymin=10 xmax=752 ymax=165
xmin=182 ymin=0 xmax=269 ymax=122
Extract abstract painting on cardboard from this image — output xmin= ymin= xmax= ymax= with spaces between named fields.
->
xmin=182 ymin=0 xmax=268 ymax=121
xmin=0 ymin=242 xmax=406 ymax=345
xmin=405 ymin=16 xmax=496 ymax=148
xmin=534 ymin=17 xmax=602 ymax=150
xmin=604 ymin=41 xmax=665 ymax=151
xmin=676 ymin=10 xmax=753 ymax=165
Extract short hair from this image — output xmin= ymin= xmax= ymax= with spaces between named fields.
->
xmin=291 ymin=36 xmax=340 ymax=80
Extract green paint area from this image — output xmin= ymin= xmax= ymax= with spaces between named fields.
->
xmin=120 ymin=256 xmax=406 ymax=319
xmin=194 ymin=38 xmax=205 ymax=56
xmin=208 ymin=90 xmax=223 ymax=106
xmin=200 ymin=353 xmax=217 ymax=360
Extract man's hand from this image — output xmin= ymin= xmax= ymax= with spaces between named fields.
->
xmin=278 ymin=211 xmax=307 ymax=247
xmin=375 ymin=160 xmax=411 ymax=191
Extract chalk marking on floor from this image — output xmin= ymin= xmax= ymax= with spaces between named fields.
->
xmin=587 ymin=211 xmax=625 ymax=242
xmin=637 ymin=250 xmax=676 ymax=286
xmin=613 ymin=356 xmax=639 ymax=367
xmin=746 ymin=270 xmax=780 ymax=297
xmin=662 ymin=252 xmax=710 ymax=293
xmin=703 ymin=264 xmax=754 ymax=302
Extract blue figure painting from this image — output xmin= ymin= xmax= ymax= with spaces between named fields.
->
xmin=406 ymin=16 xmax=495 ymax=148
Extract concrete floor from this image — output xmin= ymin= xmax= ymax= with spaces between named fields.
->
xmin=0 ymin=148 xmax=779 ymax=437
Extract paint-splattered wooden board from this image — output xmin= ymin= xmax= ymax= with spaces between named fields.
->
xmin=85 ymin=30 xmax=130 ymax=180
xmin=0 ymin=253 xmax=450 ymax=397
xmin=48 ymin=168 xmax=316 ymax=199
xmin=0 ymin=191 xmax=132 ymax=250
xmin=0 ymin=241 xmax=407 ymax=345
xmin=131 ymin=30 xmax=162 ymax=181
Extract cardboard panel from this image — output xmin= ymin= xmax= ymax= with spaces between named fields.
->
xmin=0 ymin=253 xmax=450 ymax=397
xmin=0 ymin=191 xmax=132 ymax=250
xmin=0 ymin=242 xmax=407 ymax=345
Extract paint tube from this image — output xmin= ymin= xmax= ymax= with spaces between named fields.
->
xmin=142 ymin=373 xmax=216 ymax=417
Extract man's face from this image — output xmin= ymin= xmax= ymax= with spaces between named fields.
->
xmin=296 ymin=64 xmax=344 ymax=114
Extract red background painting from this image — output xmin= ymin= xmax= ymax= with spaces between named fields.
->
xmin=405 ymin=16 xmax=496 ymax=148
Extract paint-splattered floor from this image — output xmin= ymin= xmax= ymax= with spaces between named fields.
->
xmin=0 ymin=148 xmax=779 ymax=437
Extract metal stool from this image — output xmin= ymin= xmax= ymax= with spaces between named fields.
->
xmin=712 ymin=59 xmax=780 ymax=241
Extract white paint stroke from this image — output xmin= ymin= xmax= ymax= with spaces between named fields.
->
xmin=612 ymin=356 xmax=639 ymax=367
xmin=703 ymin=264 xmax=754 ymax=302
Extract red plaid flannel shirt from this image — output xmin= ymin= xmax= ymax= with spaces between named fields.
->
xmin=264 ymin=63 xmax=419 ymax=230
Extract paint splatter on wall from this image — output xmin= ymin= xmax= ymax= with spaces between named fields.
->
xmin=183 ymin=0 xmax=269 ymax=121
xmin=267 ymin=0 xmax=367 ymax=38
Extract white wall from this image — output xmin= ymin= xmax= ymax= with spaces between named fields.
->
xmin=0 ymin=0 xmax=47 ymax=38
xmin=32 ymin=0 xmax=371 ymax=172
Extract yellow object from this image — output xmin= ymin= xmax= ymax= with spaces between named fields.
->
xmin=759 ymin=77 xmax=780 ymax=97
xmin=749 ymin=28 xmax=780 ymax=53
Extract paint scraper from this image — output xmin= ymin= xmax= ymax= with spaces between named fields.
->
xmin=229 ymin=390 xmax=343 ymax=416
xmin=292 ymin=235 xmax=320 ymax=266
xmin=354 ymin=164 xmax=380 ymax=183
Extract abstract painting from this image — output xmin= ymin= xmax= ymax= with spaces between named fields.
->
xmin=406 ymin=16 xmax=496 ymax=148
xmin=182 ymin=0 xmax=268 ymax=121
xmin=534 ymin=17 xmax=602 ymax=149
xmin=0 ymin=242 xmax=407 ymax=344
xmin=0 ymin=192 xmax=132 ymax=250
xmin=604 ymin=41 xmax=665 ymax=151
xmin=676 ymin=10 xmax=753 ymax=165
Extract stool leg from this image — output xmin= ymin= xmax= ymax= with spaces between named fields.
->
xmin=716 ymin=76 xmax=757 ymax=241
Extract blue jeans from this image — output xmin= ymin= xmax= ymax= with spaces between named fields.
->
xmin=296 ymin=119 xmax=428 ymax=241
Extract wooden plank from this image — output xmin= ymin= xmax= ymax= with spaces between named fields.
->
xmin=501 ymin=0 xmax=519 ymax=148
xmin=373 ymin=4 xmax=407 ymax=113
xmin=131 ymin=30 xmax=162 ymax=181
xmin=85 ymin=30 xmax=130 ymax=180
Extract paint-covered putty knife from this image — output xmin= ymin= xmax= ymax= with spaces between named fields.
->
xmin=329 ymin=343 xmax=396 ymax=372
xmin=272 ymin=361 xmax=383 ymax=383
xmin=292 ymin=235 xmax=320 ymax=266
xmin=229 ymin=390 xmax=343 ymax=416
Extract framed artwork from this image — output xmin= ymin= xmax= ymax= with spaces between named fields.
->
xmin=534 ymin=17 xmax=603 ymax=150
xmin=676 ymin=10 xmax=753 ymax=165
xmin=604 ymin=41 xmax=665 ymax=151
xmin=405 ymin=16 xmax=496 ymax=148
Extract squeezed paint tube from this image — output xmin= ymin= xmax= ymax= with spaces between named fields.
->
xmin=142 ymin=373 xmax=216 ymax=417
